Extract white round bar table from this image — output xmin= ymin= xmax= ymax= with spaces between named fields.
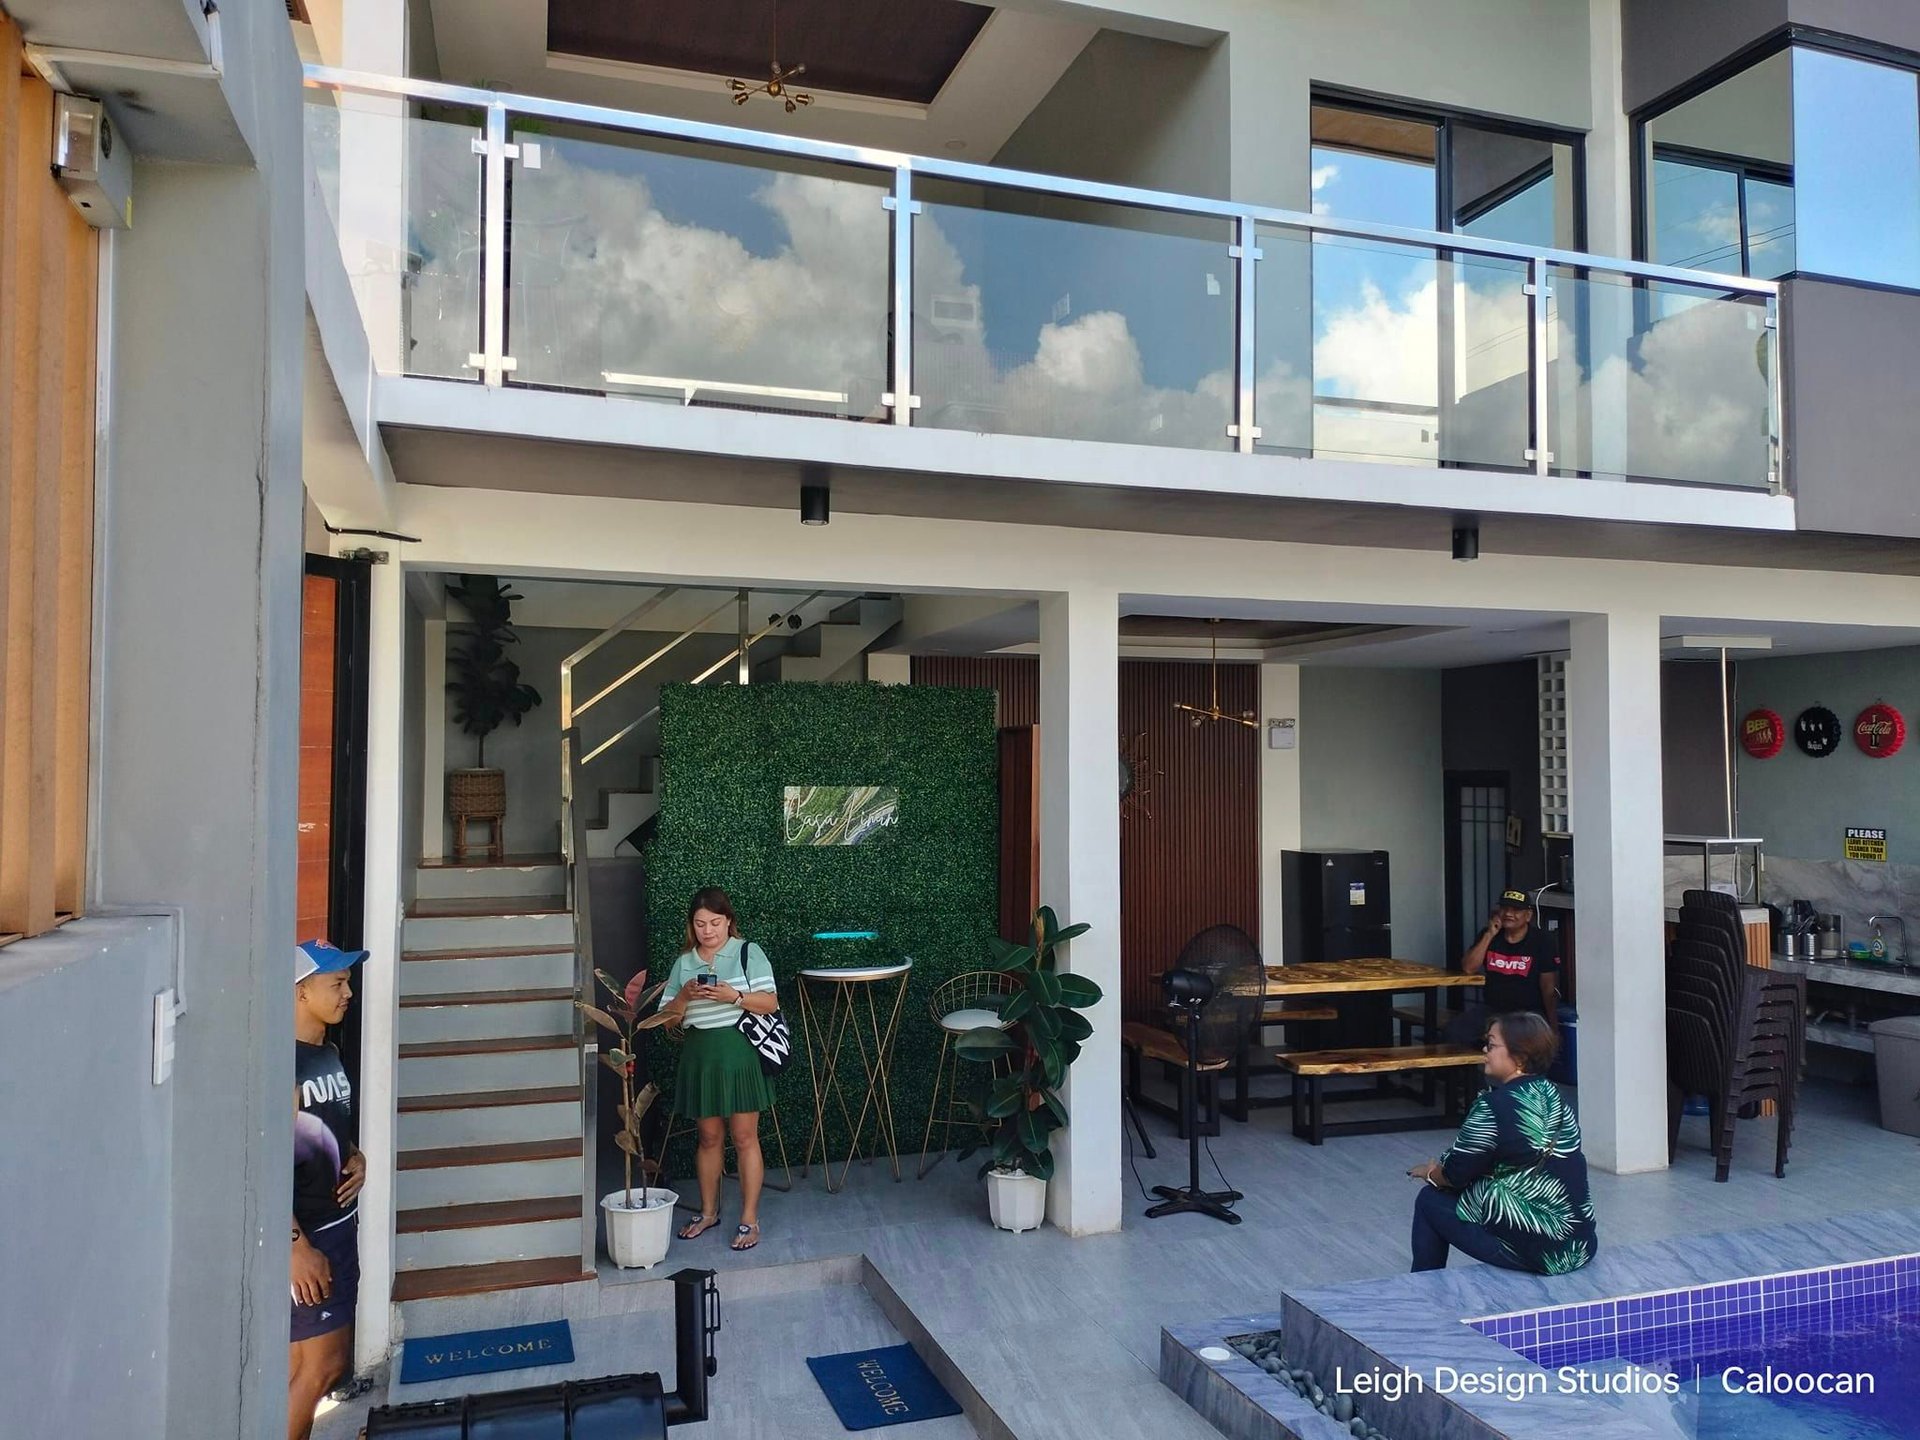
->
xmin=795 ymin=960 xmax=914 ymax=1193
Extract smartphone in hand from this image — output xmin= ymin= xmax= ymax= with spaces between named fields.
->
xmin=696 ymin=972 xmax=717 ymax=988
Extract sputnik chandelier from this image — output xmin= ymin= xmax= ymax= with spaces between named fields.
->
xmin=728 ymin=0 xmax=812 ymax=113
xmin=1174 ymin=619 xmax=1257 ymax=729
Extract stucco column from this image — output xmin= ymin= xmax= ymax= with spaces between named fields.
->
xmin=1567 ymin=611 xmax=1668 ymax=1174
xmin=1038 ymin=588 xmax=1122 ymax=1235
xmin=354 ymin=553 xmax=408 ymax=1372
xmin=1259 ymin=662 xmax=1303 ymax=963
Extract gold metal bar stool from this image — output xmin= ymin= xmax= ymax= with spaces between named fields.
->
xmin=796 ymin=959 xmax=913 ymax=1193
xmin=917 ymin=969 xmax=1016 ymax=1178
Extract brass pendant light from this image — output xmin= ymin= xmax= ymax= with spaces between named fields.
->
xmin=727 ymin=0 xmax=813 ymax=113
xmin=1174 ymin=619 xmax=1257 ymax=729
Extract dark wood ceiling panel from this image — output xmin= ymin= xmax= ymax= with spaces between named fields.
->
xmin=547 ymin=0 xmax=995 ymax=105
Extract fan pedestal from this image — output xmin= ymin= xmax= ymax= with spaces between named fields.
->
xmin=1144 ymin=1002 xmax=1242 ymax=1225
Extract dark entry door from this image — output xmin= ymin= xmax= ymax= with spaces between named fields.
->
xmin=1445 ymin=771 xmax=1510 ymax=972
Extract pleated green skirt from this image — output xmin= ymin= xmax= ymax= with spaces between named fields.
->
xmin=673 ymin=1024 xmax=774 ymax=1119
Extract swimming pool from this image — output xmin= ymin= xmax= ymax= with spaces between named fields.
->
xmin=1469 ymin=1255 xmax=1920 ymax=1438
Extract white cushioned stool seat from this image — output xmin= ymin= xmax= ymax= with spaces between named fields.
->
xmin=939 ymin=1006 xmax=1006 ymax=1034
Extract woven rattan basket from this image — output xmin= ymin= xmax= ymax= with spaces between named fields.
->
xmin=448 ymin=767 xmax=506 ymax=816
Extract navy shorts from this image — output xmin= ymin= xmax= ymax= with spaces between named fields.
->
xmin=291 ymin=1214 xmax=359 ymax=1342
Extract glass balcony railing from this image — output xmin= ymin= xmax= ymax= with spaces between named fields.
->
xmin=303 ymin=67 xmax=1785 ymax=494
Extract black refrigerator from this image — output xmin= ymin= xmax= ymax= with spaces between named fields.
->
xmin=1280 ymin=849 xmax=1393 ymax=1046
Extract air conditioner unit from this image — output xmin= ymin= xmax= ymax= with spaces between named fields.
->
xmin=52 ymin=94 xmax=133 ymax=229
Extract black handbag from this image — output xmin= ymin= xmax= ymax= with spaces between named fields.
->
xmin=737 ymin=1005 xmax=793 ymax=1076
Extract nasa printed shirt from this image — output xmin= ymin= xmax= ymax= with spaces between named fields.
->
xmin=294 ymin=1039 xmax=356 ymax=1233
xmin=1479 ymin=925 xmax=1559 ymax=1017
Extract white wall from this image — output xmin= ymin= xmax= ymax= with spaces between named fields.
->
xmin=1299 ymin=668 xmax=1447 ymax=967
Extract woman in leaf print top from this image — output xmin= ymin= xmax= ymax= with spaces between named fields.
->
xmin=1406 ymin=1011 xmax=1598 ymax=1274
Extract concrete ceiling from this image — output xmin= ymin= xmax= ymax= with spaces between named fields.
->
xmin=382 ymin=424 xmax=1920 ymax=580
xmin=422 ymin=0 xmax=1101 ymax=160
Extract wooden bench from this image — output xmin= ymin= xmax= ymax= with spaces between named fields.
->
xmin=1123 ymin=1020 xmax=1231 ymax=1140
xmin=1393 ymin=1004 xmax=1430 ymax=1044
xmin=1276 ymin=1045 xmax=1485 ymax=1145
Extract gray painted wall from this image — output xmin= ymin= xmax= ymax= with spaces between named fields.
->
xmin=75 ymin=1 xmax=307 ymax=1431
xmin=1301 ymin=667 xmax=1447 ymax=967
xmin=403 ymin=591 xmax=425 ymax=898
xmin=1784 ymin=279 xmax=1920 ymax=538
xmin=0 ymin=918 xmax=176 ymax=1435
xmin=994 ymin=31 xmax=1232 ymax=198
xmin=1622 ymin=0 xmax=1787 ymax=114
xmin=1788 ymin=0 xmax=1920 ymax=59
xmin=1736 ymin=646 xmax=1920 ymax=863
xmin=445 ymin=625 xmax=735 ymax=856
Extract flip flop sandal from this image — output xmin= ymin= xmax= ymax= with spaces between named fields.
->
xmin=679 ymin=1213 xmax=720 ymax=1240
xmin=731 ymin=1223 xmax=760 ymax=1251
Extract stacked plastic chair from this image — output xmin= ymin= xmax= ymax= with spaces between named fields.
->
xmin=1666 ymin=889 xmax=1805 ymax=1182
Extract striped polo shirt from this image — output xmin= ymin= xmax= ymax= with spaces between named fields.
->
xmin=664 ymin=937 xmax=777 ymax=1029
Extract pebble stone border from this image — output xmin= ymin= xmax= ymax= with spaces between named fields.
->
xmin=1226 ymin=1331 xmax=1393 ymax=1440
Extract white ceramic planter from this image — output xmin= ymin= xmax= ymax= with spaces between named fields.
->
xmin=602 ymin=1188 xmax=678 ymax=1269
xmin=986 ymin=1169 xmax=1046 ymax=1233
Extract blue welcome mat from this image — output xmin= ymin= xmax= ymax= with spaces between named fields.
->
xmin=398 ymin=1320 xmax=574 ymax=1385
xmin=806 ymin=1343 xmax=962 ymax=1430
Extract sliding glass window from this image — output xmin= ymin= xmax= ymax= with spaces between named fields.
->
xmin=1793 ymin=48 xmax=1920 ymax=289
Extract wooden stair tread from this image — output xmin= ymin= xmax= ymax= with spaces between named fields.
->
xmin=417 ymin=853 xmax=563 ymax=870
xmin=406 ymin=896 xmax=569 ymax=918
xmin=399 ymin=1086 xmax=579 ymax=1113
xmin=1121 ymin=1020 xmax=1229 ymax=1072
xmin=398 ymin=1137 xmax=583 ymax=1170
xmin=402 ymin=944 xmax=574 ymax=963
xmin=401 ymin=988 xmax=576 ymax=1008
xmin=398 ymin=1195 xmax=580 ymax=1233
xmin=393 ymin=1256 xmax=592 ymax=1303
xmin=399 ymin=1034 xmax=574 ymax=1059
xmin=1278 ymin=1044 xmax=1484 ymax=1076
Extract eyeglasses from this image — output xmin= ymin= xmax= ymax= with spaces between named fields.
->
xmin=1481 ymin=1039 xmax=1507 ymax=1053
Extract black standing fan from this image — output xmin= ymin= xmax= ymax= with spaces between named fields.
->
xmin=1145 ymin=925 xmax=1265 ymax=1225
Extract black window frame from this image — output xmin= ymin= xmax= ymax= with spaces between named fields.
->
xmin=1646 ymin=141 xmax=1794 ymax=278
xmin=1309 ymin=87 xmax=1589 ymax=250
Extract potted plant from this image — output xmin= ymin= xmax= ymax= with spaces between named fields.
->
xmin=445 ymin=575 xmax=542 ymax=850
xmin=579 ymin=969 xmax=677 ymax=1268
xmin=955 ymin=906 xmax=1102 ymax=1233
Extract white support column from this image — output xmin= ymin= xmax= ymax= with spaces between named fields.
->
xmin=355 ymin=557 xmax=408 ymax=1373
xmin=1567 ymin=611 xmax=1668 ymax=1175
xmin=1259 ymin=663 xmax=1303 ymax=963
xmin=1038 ymin=589 xmax=1122 ymax=1236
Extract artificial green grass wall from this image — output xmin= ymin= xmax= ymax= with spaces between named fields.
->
xmin=644 ymin=681 xmax=999 ymax=1174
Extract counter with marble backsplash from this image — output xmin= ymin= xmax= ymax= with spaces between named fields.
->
xmin=1661 ymin=852 xmax=1920 ymax=951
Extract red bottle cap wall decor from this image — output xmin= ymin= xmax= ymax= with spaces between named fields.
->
xmin=1855 ymin=703 xmax=1906 ymax=758
xmin=1740 ymin=709 xmax=1785 ymax=759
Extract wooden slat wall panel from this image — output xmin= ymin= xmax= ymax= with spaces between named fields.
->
xmin=997 ymin=726 xmax=1039 ymax=944
xmin=298 ymin=576 xmax=339 ymax=941
xmin=0 ymin=18 xmax=100 ymax=941
xmin=914 ymin=655 xmax=1261 ymax=1019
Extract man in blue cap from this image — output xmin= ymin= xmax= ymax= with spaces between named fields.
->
xmin=289 ymin=939 xmax=368 ymax=1440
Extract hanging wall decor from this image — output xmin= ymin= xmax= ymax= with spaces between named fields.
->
xmin=1855 ymin=702 xmax=1906 ymax=758
xmin=1795 ymin=706 xmax=1842 ymax=758
xmin=1740 ymin=708 xmax=1785 ymax=759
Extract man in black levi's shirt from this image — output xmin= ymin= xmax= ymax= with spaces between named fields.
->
xmin=1446 ymin=890 xmax=1561 ymax=1044
xmin=289 ymin=940 xmax=368 ymax=1440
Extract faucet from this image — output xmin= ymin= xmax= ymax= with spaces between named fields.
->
xmin=1868 ymin=915 xmax=1909 ymax=962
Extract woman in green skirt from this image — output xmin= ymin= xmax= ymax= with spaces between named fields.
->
xmin=658 ymin=887 xmax=779 ymax=1251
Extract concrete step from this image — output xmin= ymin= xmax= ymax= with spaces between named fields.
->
xmin=398 ymin=989 xmax=577 ymax=1045
xmin=397 ymin=1087 xmax=582 ymax=1150
xmin=395 ymin=1137 xmax=585 ymax=1210
xmin=398 ymin=1034 xmax=577 ymax=1097
xmin=402 ymin=898 xmax=573 ymax=953
xmin=396 ymin=1196 xmax=583 ymax=1272
xmin=414 ymin=856 xmax=566 ymax=901
xmin=400 ymin=946 xmax=575 ymax=996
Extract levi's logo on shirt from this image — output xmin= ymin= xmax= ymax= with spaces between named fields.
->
xmin=1485 ymin=947 xmax=1535 ymax=977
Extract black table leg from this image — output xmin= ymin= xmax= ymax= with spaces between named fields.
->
xmin=1309 ymin=1076 xmax=1326 ymax=1146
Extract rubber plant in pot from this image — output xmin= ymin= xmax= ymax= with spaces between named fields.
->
xmin=578 ymin=968 xmax=677 ymax=1268
xmin=955 ymin=906 xmax=1101 ymax=1233
xmin=445 ymin=575 xmax=542 ymax=858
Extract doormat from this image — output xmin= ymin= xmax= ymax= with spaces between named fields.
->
xmin=398 ymin=1319 xmax=574 ymax=1385
xmin=805 ymin=1343 xmax=962 ymax=1430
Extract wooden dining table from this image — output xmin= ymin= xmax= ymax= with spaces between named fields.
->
xmin=1263 ymin=957 xmax=1484 ymax=1040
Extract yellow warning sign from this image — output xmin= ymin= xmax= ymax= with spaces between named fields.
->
xmin=1844 ymin=827 xmax=1889 ymax=862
